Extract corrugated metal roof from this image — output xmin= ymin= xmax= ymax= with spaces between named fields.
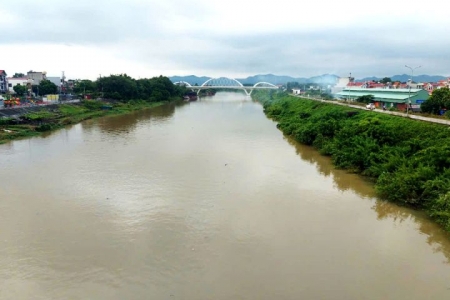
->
xmin=336 ymin=90 xmax=415 ymax=101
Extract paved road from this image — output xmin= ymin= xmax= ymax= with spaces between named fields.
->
xmin=295 ymin=95 xmax=450 ymax=126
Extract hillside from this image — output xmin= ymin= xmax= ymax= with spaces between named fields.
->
xmin=169 ymin=74 xmax=339 ymax=85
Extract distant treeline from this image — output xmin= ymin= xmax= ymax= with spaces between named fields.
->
xmin=73 ymin=74 xmax=187 ymax=102
xmin=253 ymin=90 xmax=450 ymax=232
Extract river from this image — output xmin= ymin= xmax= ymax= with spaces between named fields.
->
xmin=1 ymin=92 xmax=450 ymax=299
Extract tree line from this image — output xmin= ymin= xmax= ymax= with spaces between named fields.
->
xmin=72 ymin=74 xmax=187 ymax=102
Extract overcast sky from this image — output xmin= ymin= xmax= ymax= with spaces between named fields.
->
xmin=1 ymin=0 xmax=449 ymax=80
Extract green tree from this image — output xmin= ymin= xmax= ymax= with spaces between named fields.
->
xmin=380 ymin=77 xmax=392 ymax=84
xmin=356 ymin=95 xmax=375 ymax=104
xmin=38 ymin=79 xmax=58 ymax=95
xmin=421 ymin=88 xmax=450 ymax=114
xmin=13 ymin=84 xmax=27 ymax=96
xmin=73 ymin=80 xmax=96 ymax=95
xmin=96 ymin=74 xmax=137 ymax=100
xmin=12 ymin=73 xmax=25 ymax=78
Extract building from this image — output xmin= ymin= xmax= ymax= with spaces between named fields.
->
xmin=27 ymin=70 xmax=47 ymax=85
xmin=0 ymin=70 xmax=7 ymax=94
xmin=292 ymin=88 xmax=302 ymax=95
xmin=331 ymin=75 xmax=357 ymax=95
xmin=336 ymin=88 xmax=429 ymax=111
xmin=47 ymin=76 xmax=62 ymax=93
xmin=7 ymin=77 xmax=32 ymax=93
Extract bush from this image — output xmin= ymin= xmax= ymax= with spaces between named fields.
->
xmin=82 ymin=100 xmax=104 ymax=110
xmin=254 ymin=92 xmax=450 ymax=232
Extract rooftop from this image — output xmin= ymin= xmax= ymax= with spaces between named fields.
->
xmin=343 ymin=87 xmax=423 ymax=93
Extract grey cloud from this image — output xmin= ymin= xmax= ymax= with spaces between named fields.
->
xmin=1 ymin=1 xmax=448 ymax=78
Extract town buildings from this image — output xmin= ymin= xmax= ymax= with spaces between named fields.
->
xmin=330 ymin=75 xmax=450 ymax=110
xmin=0 ymin=69 xmax=66 ymax=97
xmin=0 ymin=70 xmax=7 ymax=94
xmin=336 ymin=88 xmax=430 ymax=111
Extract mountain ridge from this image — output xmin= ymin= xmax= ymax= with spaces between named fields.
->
xmin=169 ymin=73 xmax=449 ymax=86
xmin=169 ymin=74 xmax=339 ymax=85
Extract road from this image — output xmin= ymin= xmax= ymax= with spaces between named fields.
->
xmin=295 ymin=95 xmax=450 ymax=126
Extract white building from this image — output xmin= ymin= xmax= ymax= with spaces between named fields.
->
xmin=7 ymin=77 xmax=32 ymax=93
xmin=331 ymin=76 xmax=354 ymax=95
xmin=292 ymin=88 xmax=302 ymax=95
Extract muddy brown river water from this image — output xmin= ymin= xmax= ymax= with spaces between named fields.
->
xmin=1 ymin=92 xmax=450 ymax=299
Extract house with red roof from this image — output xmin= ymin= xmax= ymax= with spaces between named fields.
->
xmin=0 ymin=70 xmax=7 ymax=94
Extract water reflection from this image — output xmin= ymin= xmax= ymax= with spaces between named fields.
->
xmin=286 ymin=136 xmax=375 ymax=198
xmin=285 ymin=133 xmax=450 ymax=263
xmin=2 ymin=94 xmax=450 ymax=299
xmin=85 ymin=102 xmax=178 ymax=135
xmin=373 ymin=200 xmax=450 ymax=262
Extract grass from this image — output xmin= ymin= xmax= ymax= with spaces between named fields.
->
xmin=0 ymin=100 xmax=168 ymax=144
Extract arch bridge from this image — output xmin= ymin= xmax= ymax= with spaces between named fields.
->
xmin=174 ymin=77 xmax=279 ymax=96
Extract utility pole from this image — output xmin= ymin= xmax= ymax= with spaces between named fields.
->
xmin=405 ymin=65 xmax=421 ymax=115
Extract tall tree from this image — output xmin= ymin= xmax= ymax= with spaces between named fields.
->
xmin=13 ymin=84 xmax=27 ymax=96
xmin=73 ymin=79 xmax=96 ymax=94
xmin=380 ymin=77 xmax=392 ymax=84
xmin=12 ymin=73 xmax=25 ymax=78
xmin=38 ymin=79 xmax=58 ymax=95
xmin=421 ymin=88 xmax=450 ymax=114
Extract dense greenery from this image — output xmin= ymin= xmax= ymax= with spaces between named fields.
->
xmin=12 ymin=73 xmax=25 ymax=78
xmin=13 ymin=84 xmax=27 ymax=96
xmin=356 ymin=95 xmax=374 ymax=104
xmin=38 ymin=79 xmax=58 ymax=95
xmin=72 ymin=74 xmax=186 ymax=102
xmin=253 ymin=90 xmax=450 ymax=231
xmin=421 ymin=87 xmax=450 ymax=115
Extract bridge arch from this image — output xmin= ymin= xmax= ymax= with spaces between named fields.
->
xmin=249 ymin=82 xmax=278 ymax=96
xmin=199 ymin=77 xmax=250 ymax=96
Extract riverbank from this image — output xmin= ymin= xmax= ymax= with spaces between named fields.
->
xmin=0 ymin=99 xmax=169 ymax=144
xmin=253 ymin=91 xmax=450 ymax=232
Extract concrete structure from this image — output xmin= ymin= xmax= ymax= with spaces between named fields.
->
xmin=0 ymin=70 xmax=7 ymax=94
xmin=336 ymin=88 xmax=429 ymax=111
xmin=27 ymin=71 xmax=47 ymax=85
xmin=292 ymin=88 xmax=302 ymax=95
xmin=7 ymin=77 xmax=32 ymax=93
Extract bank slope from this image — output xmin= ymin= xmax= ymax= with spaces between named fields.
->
xmin=254 ymin=91 xmax=450 ymax=232
xmin=0 ymin=100 xmax=167 ymax=144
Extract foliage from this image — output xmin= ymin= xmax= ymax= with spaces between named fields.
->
xmin=421 ymin=87 xmax=450 ymax=114
xmin=13 ymin=84 xmax=27 ymax=96
xmin=38 ymin=79 xmax=58 ymax=96
xmin=73 ymin=79 xmax=97 ymax=95
xmin=12 ymin=73 xmax=25 ymax=78
xmin=254 ymin=91 xmax=450 ymax=232
xmin=96 ymin=74 xmax=185 ymax=102
xmin=380 ymin=77 xmax=392 ymax=84
xmin=356 ymin=95 xmax=374 ymax=104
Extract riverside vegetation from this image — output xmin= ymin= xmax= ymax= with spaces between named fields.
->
xmin=253 ymin=90 xmax=450 ymax=232
xmin=0 ymin=74 xmax=187 ymax=144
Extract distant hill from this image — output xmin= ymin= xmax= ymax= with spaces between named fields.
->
xmin=169 ymin=75 xmax=211 ymax=86
xmin=358 ymin=74 xmax=448 ymax=83
xmin=169 ymin=74 xmax=339 ymax=85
